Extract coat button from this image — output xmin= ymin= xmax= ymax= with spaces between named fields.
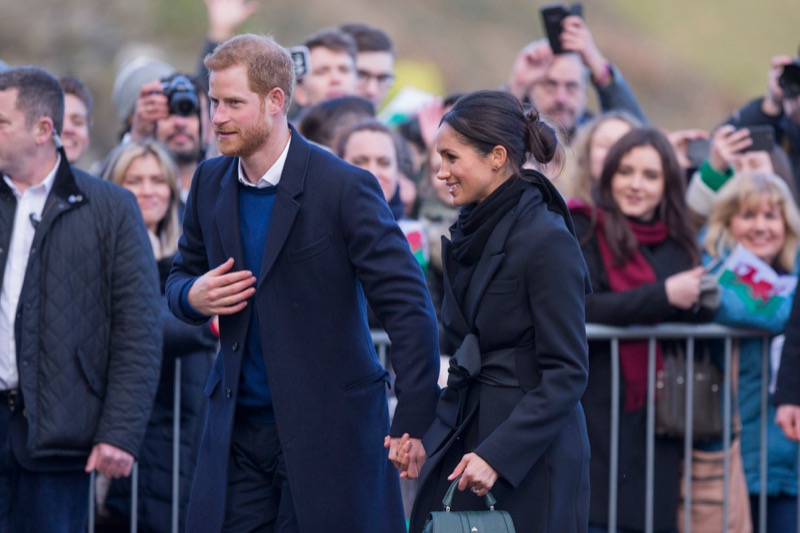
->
xmin=232 ymin=342 xmax=239 ymax=351
xmin=225 ymin=387 xmax=232 ymax=399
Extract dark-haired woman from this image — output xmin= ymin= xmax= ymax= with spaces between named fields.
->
xmin=569 ymin=128 xmax=709 ymax=532
xmin=404 ymin=90 xmax=591 ymax=533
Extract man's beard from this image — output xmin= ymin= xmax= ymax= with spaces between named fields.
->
xmin=217 ymin=119 xmax=271 ymax=158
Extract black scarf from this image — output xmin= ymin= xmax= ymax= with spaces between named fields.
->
xmin=450 ymin=177 xmax=524 ymax=267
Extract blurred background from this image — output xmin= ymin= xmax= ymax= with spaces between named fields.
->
xmin=1 ymin=0 xmax=797 ymax=163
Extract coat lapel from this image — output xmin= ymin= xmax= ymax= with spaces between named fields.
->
xmin=256 ymin=126 xmax=307 ymax=289
xmin=461 ymin=207 xmax=517 ymax=329
xmin=214 ymin=163 xmax=244 ymax=266
xmin=440 ymin=237 xmax=470 ymax=337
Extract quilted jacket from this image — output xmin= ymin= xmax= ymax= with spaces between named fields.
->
xmin=0 ymin=154 xmax=162 ymax=460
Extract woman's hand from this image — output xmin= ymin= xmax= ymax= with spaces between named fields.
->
xmin=775 ymin=405 xmax=800 ymax=441
xmin=708 ymin=125 xmax=752 ymax=174
xmin=448 ymin=453 xmax=499 ymax=497
xmin=665 ymin=266 xmax=704 ymax=309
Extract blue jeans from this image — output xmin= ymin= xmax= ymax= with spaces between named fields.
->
xmin=749 ymin=494 xmax=798 ymax=533
xmin=0 ymin=401 xmax=90 ymax=533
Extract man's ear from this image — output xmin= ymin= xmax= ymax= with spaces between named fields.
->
xmin=34 ymin=116 xmax=55 ymax=146
xmin=266 ymin=87 xmax=287 ymax=115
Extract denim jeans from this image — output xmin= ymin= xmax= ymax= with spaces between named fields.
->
xmin=0 ymin=402 xmax=90 ymax=533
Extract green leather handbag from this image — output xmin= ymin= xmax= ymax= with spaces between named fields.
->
xmin=421 ymin=476 xmax=516 ymax=533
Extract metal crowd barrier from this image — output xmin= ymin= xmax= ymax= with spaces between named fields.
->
xmin=86 ymin=325 xmax=797 ymax=533
xmin=586 ymin=323 xmax=791 ymax=533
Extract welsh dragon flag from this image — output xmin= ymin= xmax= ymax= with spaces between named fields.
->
xmin=715 ymin=244 xmax=797 ymax=324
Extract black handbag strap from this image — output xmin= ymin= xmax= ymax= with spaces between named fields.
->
xmin=441 ymin=476 xmax=498 ymax=511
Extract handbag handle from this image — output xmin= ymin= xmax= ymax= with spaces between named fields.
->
xmin=441 ymin=475 xmax=498 ymax=512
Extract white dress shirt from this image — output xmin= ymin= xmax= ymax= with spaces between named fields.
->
xmin=237 ymin=135 xmax=291 ymax=188
xmin=0 ymin=155 xmax=60 ymax=390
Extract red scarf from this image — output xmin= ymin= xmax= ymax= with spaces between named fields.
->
xmin=570 ymin=201 xmax=669 ymax=412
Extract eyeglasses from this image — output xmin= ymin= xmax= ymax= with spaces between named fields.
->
xmin=536 ymin=79 xmax=582 ymax=96
xmin=357 ymin=70 xmax=395 ymax=87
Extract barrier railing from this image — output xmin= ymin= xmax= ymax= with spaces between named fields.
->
xmin=87 ymin=325 xmax=796 ymax=533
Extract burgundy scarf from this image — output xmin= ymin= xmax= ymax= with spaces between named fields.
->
xmin=570 ymin=201 xmax=669 ymax=412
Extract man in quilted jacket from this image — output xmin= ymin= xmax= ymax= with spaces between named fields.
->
xmin=0 ymin=65 xmax=162 ymax=532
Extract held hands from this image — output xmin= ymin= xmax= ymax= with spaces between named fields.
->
xmin=85 ymin=443 xmax=135 ymax=479
xmin=384 ymin=433 xmax=426 ymax=479
xmin=187 ymin=257 xmax=256 ymax=316
xmin=665 ymin=266 xmax=704 ymax=310
xmin=130 ymin=80 xmax=169 ymax=141
xmin=205 ymin=0 xmax=260 ymax=43
xmin=775 ymin=405 xmax=800 ymax=441
xmin=448 ymin=453 xmax=499 ymax=498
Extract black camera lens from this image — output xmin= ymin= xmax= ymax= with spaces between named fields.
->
xmin=161 ymin=75 xmax=199 ymax=117
xmin=779 ymin=62 xmax=800 ymax=99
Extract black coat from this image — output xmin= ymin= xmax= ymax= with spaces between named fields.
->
xmin=775 ymin=289 xmax=800 ymax=405
xmin=410 ymin=179 xmax=591 ymax=533
xmin=572 ymin=211 xmax=701 ymax=532
xmin=0 ymin=154 xmax=161 ymax=467
xmin=166 ymin=127 xmax=440 ymax=533
xmin=105 ymin=257 xmax=217 ymax=532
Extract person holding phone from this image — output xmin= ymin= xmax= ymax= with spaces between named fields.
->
xmin=726 ymin=53 xmax=800 ymax=197
xmin=685 ymin=124 xmax=796 ymax=223
xmin=506 ymin=9 xmax=646 ymax=141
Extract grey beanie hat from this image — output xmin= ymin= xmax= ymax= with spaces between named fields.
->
xmin=111 ymin=57 xmax=175 ymax=123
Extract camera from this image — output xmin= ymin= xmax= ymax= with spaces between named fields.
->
xmin=779 ymin=61 xmax=800 ymax=99
xmin=161 ymin=75 xmax=199 ymax=117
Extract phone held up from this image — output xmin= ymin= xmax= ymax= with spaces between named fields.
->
xmin=289 ymin=45 xmax=310 ymax=82
xmin=540 ymin=3 xmax=583 ymax=54
xmin=742 ymin=125 xmax=775 ymax=153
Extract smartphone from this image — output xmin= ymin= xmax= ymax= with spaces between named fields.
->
xmin=289 ymin=45 xmax=310 ymax=81
xmin=686 ymin=138 xmax=710 ymax=168
xmin=540 ymin=3 xmax=583 ymax=54
xmin=743 ymin=125 xmax=775 ymax=152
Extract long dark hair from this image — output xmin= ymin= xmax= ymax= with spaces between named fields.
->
xmin=595 ymin=127 xmax=699 ymax=265
xmin=441 ymin=90 xmax=559 ymax=177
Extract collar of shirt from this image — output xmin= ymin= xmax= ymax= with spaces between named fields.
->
xmin=237 ymin=135 xmax=292 ymax=189
xmin=2 ymin=153 xmax=60 ymax=200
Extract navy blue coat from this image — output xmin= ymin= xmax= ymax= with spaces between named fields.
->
xmin=166 ymin=127 xmax=440 ymax=532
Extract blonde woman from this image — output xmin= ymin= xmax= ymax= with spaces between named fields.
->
xmin=703 ymin=172 xmax=800 ymax=533
xmin=100 ymin=139 xmax=217 ymax=533
xmin=103 ymin=139 xmax=181 ymax=260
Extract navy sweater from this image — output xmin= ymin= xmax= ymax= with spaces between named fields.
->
xmin=235 ymin=182 xmax=277 ymax=422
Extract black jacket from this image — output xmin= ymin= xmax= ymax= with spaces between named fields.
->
xmin=572 ymin=211 xmax=704 ymax=531
xmin=105 ymin=257 xmax=216 ymax=532
xmin=411 ymin=177 xmax=591 ymax=533
xmin=0 ymin=154 xmax=161 ymax=465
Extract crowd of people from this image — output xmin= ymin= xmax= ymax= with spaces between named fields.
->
xmin=1 ymin=1 xmax=800 ymax=532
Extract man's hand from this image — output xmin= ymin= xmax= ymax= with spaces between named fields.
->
xmin=205 ymin=0 xmax=260 ymax=43
xmin=384 ymin=433 xmax=426 ymax=479
xmin=448 ymin=453 xmax=499 ymax=498
xmin=188 ymin=257 xmax=256 ymax=316
xmin=130 ymin=80 xmax=169 ymax=141
xmin=560 ymin=16 xmax=607 ymax=83
xmin=85 ymin=443 xmax=135 ymax=479
xmin=507 ymin=40 xmax=554 ymax=102
xmin=776 ymin=405 xmax=800 ymax=441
